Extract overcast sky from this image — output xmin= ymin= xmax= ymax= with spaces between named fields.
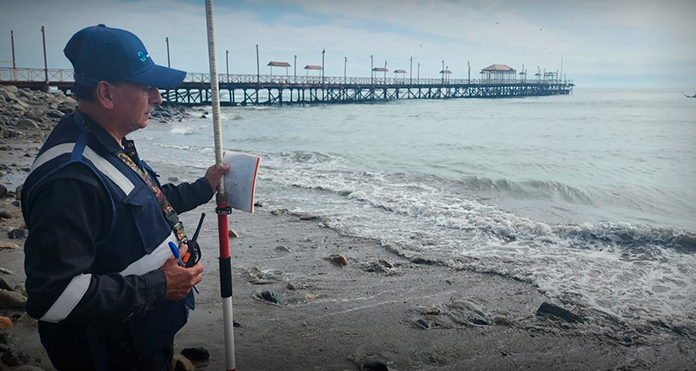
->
xmin=1 ymin=0 xmax=694 ymax=88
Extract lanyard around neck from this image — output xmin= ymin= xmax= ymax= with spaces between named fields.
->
xmin=116 ymin=151 xmax=188 ymax=243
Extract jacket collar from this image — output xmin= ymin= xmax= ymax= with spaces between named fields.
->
xmin=74 ymin=109 xmax=127 ymax=154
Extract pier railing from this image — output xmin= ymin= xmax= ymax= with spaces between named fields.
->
xmin=0 ymin=67 xmax=573 ymax=87
xmin=188 ymin=72 xmax=571 ymax=86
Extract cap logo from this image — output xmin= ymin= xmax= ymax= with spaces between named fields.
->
xmin=137 ymin=50 xmax=149 ymax=62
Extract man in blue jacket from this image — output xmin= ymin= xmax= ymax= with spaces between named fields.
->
xmin=21 ymin=24 xmax=229 ymax=370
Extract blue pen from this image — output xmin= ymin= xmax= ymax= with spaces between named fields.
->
xmin=168 ymin=241 xmax=200 ymax=294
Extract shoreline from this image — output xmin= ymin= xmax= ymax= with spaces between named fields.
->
xmin=1 ymin=85 xmax=695 ymax=370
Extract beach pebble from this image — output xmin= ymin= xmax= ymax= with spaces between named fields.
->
xmin=420 ymin=307 xmax=441 ymax=315
xmin=171 ymin=354 xmax=194 ymax=371
xmin=0 ymin=331 xmax=16 ymax=345
xmin=0 ymin=343 xmax=9 ymax=352
xmin=415 ymin=319 xmax=430 ymax=329
xmin=12 ymin=200 xmax=19 ymax=207
xmin=0 ymin=289 xmax=27 ymax=309
xmin=46 ymin=109 xmax=64 ymax=118
xmin=1 ymin=349 xmax=29 ymax=367
xmin=259 ymin=290 xmax=285 ymax=305
xmin=448 ymin=299 xmax=490 ymax=326
xmin=536 ymin=302 xmax=584 ymax=324
xmin=253 ymin=201 xmax=266 ymax=208
xmin=16 ymin=119 xmax=38 ymax=130
xmin=57 ymin=101 xmax=75 ymax=115
xmin=0 ymin=209 xmax=11 ymax=219
xmin=181 ymin=347 xmax=211 ymax=362
xmin=14 ymin=366 xmax=46 ymax=371
xmin=249 ymin=266 xmax=264 ymax=279
xmin=15 ymin=185 xmax=22 ymax=199
xmin=493 ymin=316 xmax=514 ymax=326
xmin=228 ymin=229 xmax=240 ymax=238
xmin=168 ymin=176 xmax=179 ymax=182
xmin=0 ymin=315 xmax=13 ymax=328
xmin=0 ymin=184 xmax=7 ymax=198
xmin=327 ymin=254 xmax=348 ymax=266
xmin=0 ymin=277 xmax=11 ymax=290
xmin=276 ymin=245 xmax=291 ymax=253
xmin=363 ymin=260 xmax=393 ymax=273
xmin=8 ymin=228 xmax=27 ymax=239
xmin=0 ymin=267 xmax=15 ymax=274
xmin=305 ymin=293 xmax=316 ymax=300
xmin=14 ymin=283 xmax=27 ymax=297
xmin=359 ymin=355 xmax=389 ymax=371
xmin=233 ymin=320 xmax=242 ymax=328
xmin=0 ymin=241 xmax=19 ymax=249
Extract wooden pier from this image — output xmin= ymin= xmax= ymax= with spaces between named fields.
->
xmin=0 ymin=67 xmax=574 ymax=106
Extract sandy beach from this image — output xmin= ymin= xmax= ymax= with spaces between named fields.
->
xmin=0 ymin=86 xmax=695 ymax=370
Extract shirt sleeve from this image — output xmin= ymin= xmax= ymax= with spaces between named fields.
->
xmin=23 ymin=164 xmax=167 ymax=324
xmin=160 ymin=177 xmax=214 ymax=214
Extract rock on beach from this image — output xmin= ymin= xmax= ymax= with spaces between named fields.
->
xmin=536 ymin=302 xmax=584 ymax=324
xmin=0 ymin=289 xmax=27 ymax=309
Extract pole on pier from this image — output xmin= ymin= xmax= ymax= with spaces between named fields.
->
xmin=370 ymin=55 xmax=373 ymax=85
xmin=204 ymin=1 xmax=236 ymax=370
xmin=255 ymin=44 xmax=260 ymax=84
xmin=441 ymin=60 xmax=444 ymax=85
xmin=522 ymin=64 xmax=524 ymax=83
xmin=321 ymin=48 xmax=325 ymax=84
xmin=409 ymin=56 xmax=412 ymax=85
xmin=384 ymin=60 xmax=387 ymax=81
xmin=226 ymin=50 xmax=229 ymax=82
xmin=166 ymin=37 xmax=171 ymax=68
xmin=344 ymin=57 xmax=347 ymax=84
xmin=468 ymin=60 xmax=470 ymax=84
xmin=560 ymin=57 xmax=563 ymax=82
xmin=417 ymin=62 xmax=420 ymax=84
xmin=41 ymin=26 xmax=48 ymax=91
xmin=294 ymin=55 xmax=297 ymax=83
xmin=10 ymin=30 xmax=16 ymax=80
xmin=10 ymin=31 xmax=16 ymax=70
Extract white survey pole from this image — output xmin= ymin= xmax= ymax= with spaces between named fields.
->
xmin=204 ymin=1 xmax=236 ymax=370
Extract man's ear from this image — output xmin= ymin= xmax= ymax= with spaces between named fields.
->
xmin=95 ymin=81 xmax=116 ymax=109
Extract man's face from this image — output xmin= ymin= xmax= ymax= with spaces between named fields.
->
xmin=110 ymin=81 xmax=162 ymax=134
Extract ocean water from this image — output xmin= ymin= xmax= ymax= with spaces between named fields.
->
xmin=133 ymin=88 xmax=696 ymax=330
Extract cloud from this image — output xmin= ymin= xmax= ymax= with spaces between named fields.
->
xmin=1 ymin=0 xmax=694 ymax=87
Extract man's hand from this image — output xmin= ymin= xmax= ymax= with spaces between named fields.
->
xmin=205 ymin=164 xmax=230 ymax=193
xmin=161 ymin=243 xmax=203 ymax=300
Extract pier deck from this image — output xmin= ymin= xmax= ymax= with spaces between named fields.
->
xmin=0 ymin=67 xmax=574 ymax=105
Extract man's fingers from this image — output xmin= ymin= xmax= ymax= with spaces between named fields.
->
xmin=190 ymin=262 xmax=204 ymax=275
xmin=193 ymin=272 xmax=203 ymax=285
xmin=178 ymin=243 xmax=188 ymax=257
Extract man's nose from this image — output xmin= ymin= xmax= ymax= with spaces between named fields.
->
xmin=149 ymin=87 xmax=163 ymax=105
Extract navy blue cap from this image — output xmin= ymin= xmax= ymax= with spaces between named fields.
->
xmin=64 ymin=24 xmax=186 ymax=88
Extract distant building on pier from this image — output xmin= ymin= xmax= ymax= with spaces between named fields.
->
xmin=481 ymin=64 xmax=517 ymax=82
